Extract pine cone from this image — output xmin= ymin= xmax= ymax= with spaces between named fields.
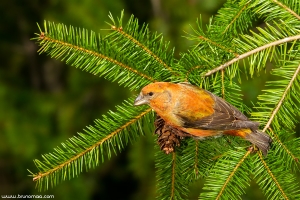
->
xmin=154 ymin=115 xmax=191 ymax=154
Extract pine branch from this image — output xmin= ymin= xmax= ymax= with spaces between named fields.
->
xmin=181 ymin=139 xmax=217 ymax=181
xmin=181 ymin=135 xmax=248 ymax=183
xmin=183 ymin=25 xmax=300 ymax=83
xmin=222 ymin=1 xmax=251 ymax=35
xmin=255 ymin=120 xmax=300 ymax=199
xmin=155 ymin=148 xmax=188 ymax=200
xmin=262 ymin=63 xmax=300 ymax=132
xmin=181 ymin=13 xmax=242 ymax=82
xmin=33 ymin=19 xmax=179 ymax=91
xmin=170 ymin=153 xmax=176 ymax=199
xmin=180 ymin=50 xmax=226 ymax=84
xmin=214 ymin=0 xmax=254 ymax=36
xmin=255 ymin=151 xmax=300 ymax=199
xmin=105 ymin=11 xmax=181 ymax=81
xmin=215 ymin=150 xmax=251 ymax=200
xmin=268 ymin=128 xmax=299 ymax=170
xmin=271 ymin=0 xmax=300 ymax=20
xmin=253 ymin=0 xmax=300 ymax=21
xmin=221 ymin=70 xmax=225 ymax=99
xmin=204 ymin=34 xmax=300 ymax=76
xmin=200 ymin=149 xmax=252 ymax=200
xmin=251 ymin=58 xmax=300 ymax=198
xmin=257 ymin=152 xmax=289 ymax=199
xmin=251 ymin=58 xmax=300 ymax=170
xmin=38 ymin=32 xmax=155 ymax=83
xmin=184 ymin=0 xmax=300 ymax=79
xmin=197 ymin=35 xmax=239 ymax=57
xmin=110 ymin=26 xmax=176 ymax=76
xmin=30 ymin=98 xmax=153 ymax=191
xmin=252 ymin=58 xmax=300 ymax=138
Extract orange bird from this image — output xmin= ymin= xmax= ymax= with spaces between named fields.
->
xmin=134 ymin=82 xmax=272 ymax=155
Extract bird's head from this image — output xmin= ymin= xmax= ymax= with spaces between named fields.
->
xmin=134 ymin=82 xmax=173 ymax=106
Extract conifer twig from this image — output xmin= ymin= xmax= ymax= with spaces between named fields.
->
xmin=256 ymin=61 xmax=300 ymax=198
xmin=204 ymin=35 xmax=300 ymax=76
xmin=222 ymin=2 xmax=250 ymax=34
xmin=39 ymin=33 xmax=156 ymax=83
xmin=194 ymin=140 xmax=199 ymax=175
xmin=258 ymin=152 xmax=289 ymax=200
xmin=33 ymin=108 xmax=152 ymax=182
xmin=268 ymin=128 xmax=299 ymax=163
xmin=198 ymin=35 xmax=239 ymax=56
xmin=111 ymin=26 xmax=179 ymax=76
xmin=262 ymin=63 xmax=300 ymax=132
xmin=221 ymin=69 xmax=225 ymax=99
xmin=271 ymin=0 xmax=300 ymax=20
xmin=215 ymin=150 xmax=251 ymax=200
xmin=185 ymin=65 xmax=203 ymax=81
xmin=171 ymin=152 xmax=176 ymax=199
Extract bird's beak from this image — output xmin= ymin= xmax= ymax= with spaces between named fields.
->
xmin=134 ymin=93 xmax=149 ymax=106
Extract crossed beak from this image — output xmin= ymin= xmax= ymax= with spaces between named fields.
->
xmin=134 ymin=93 xmax=149 ymax=106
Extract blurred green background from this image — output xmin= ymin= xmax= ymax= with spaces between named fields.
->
xmin=1 ymin=1 xmax=298 ymax=200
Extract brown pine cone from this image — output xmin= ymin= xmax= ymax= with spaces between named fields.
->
xmin=154 ymin=115 xmax=191 ymax=154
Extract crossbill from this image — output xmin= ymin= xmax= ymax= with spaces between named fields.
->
xmin=134 ymin=82 xmax=272 ymax=155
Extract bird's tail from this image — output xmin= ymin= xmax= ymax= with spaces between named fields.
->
xmin=244 ymin=130 xmax=272 ymax=156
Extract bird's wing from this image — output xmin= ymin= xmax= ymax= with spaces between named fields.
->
xmin=176 ymin=90 xmax=259 ymax=130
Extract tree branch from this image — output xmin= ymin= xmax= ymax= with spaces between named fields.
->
xmin=268 ymin=128 xmax=299 ymax=163
xmin=111 ymin=26 xmax=179 ymax=76
xmin=221 ymin=69 xmax=225 ymax=99
xmin=33 ymin=108 xmax=152 ymax=182
xmin=204 ymin=35 xmax=300 ymax=76
xmin=263 ymin=63 xmax=300 ymax=132
xmin=198 ymin=35 xmax=239 ymax=56
xmin=272 ymin=0 xmax=300 ymax=21
xmin=222 ymin=2 xmax=250 ymax=34
xmin=215 ymin=150 xmax=251 ymax=200
xmin=39 ymin=33 xmax=156 ymax=83
xmin=258 ymin=152 xmax=289 ymax=200
xmin=194 ymin=140 xmax=199 ymax=176
xmin=171 ymin=152 xmax=176 ymax=199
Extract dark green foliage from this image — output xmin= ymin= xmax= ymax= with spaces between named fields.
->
xmin=105 ymin=12 xmax=179 ymax=82
xmin=200 ymin=150 xmax=252 ymax=200
xmin=254 ymin=152 xmax=300 ymax=199
xmin=34 ymin=15 xmax=176 ymax=91
xmin=155 ymin=147 xmax=188 ymax=200
xmin=214 ymin=0 xmax=256 ymax=36
xmin=30 ymin=98 xmax=154 ymax=191
xmin=31 ymin=1 xmax=300 ymax=199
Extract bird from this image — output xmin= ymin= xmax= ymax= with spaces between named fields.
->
xmin=134 ymin=82 xmax=272 ymax=155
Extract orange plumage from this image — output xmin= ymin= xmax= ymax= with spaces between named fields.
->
xmin=134 ymin=82 xmax=272 ymax=155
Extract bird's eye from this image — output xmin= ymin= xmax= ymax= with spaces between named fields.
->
xmin=148 ymin=92 xmax=154 ymax=96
